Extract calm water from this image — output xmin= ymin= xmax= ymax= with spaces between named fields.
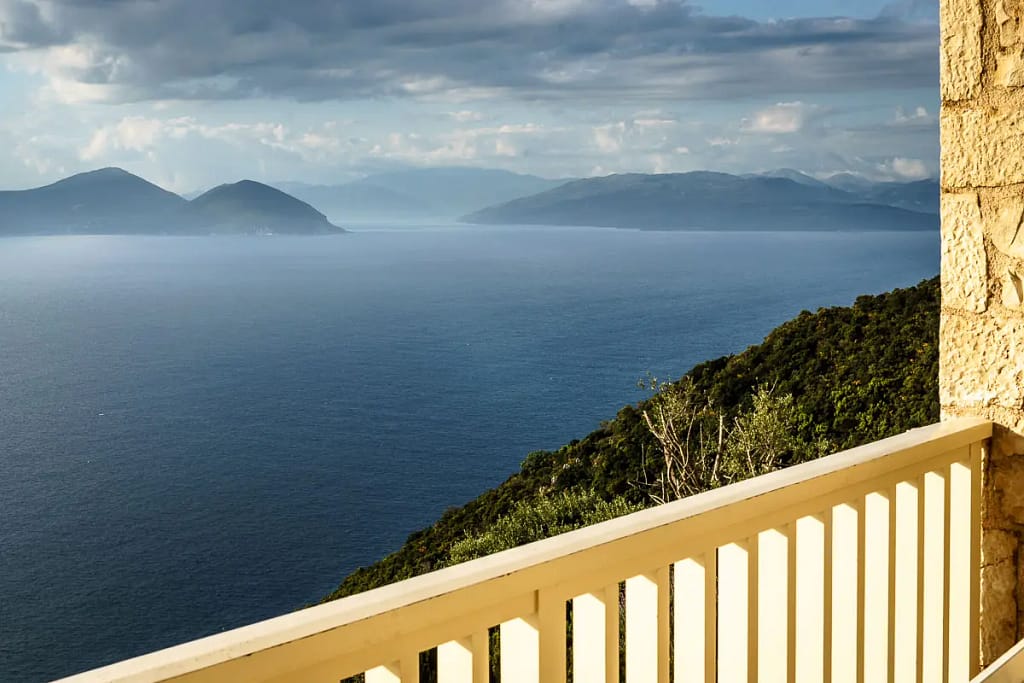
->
xmin=0 ymin=227 xmax=937 ymax=681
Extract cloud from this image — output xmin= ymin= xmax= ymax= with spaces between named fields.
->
xmin=449 ymin=110 xmax=484 ymax=122
xmin=743 ymin=102 xmax=817 ymax=134
xmin=0 ymin=0 xmax=938 ymax=104
xmin=80 ymin=116 xmax=163 ymax=161
xmin=0 ymin=0 xmax=64 ymax=50
xmin=707 ymin=136 xmax=739 ymax=147
xmin=875 ymin=156 xmax=931 ymax=180
xmin=891 ymin=105 xmax=935 ymax=127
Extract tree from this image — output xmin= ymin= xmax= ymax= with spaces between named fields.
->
xmin=721 ymin=385 xmax=801 ymax=481
xmin=639 ymin=379 xmax=803 ymax=503
xmin=637 ymin=376 xmax=725 ymax=503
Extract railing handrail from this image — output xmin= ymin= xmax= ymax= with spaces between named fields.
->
xmin=55 ymin=417 xmax=992 ymax=682
xmin=973 ymin=637 xmax=1024 ymax=683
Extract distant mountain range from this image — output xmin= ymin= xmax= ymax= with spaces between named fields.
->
xmin=462 ymin=170 xmax=938 ymax=231
xmin=279 ymin=168 xmax=568 ymax=222
xmin=0 ymin=166 xmax=938 ymax=236
xmin=0 ymin=168 xmax=342 ymax=236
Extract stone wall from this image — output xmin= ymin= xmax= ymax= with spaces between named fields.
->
xmin=941 ymin=0 xmax=1024 ymax=664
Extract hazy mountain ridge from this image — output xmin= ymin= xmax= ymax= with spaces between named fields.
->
xmin=0 ymin=168 xmax=343 ymax=236
xmin=0 ymin=168 xmax=189 ymax=235
xmin=281 ymin=168 xmax=569 ymax=222
xmin=187 ymin=181 xmax=341 ymax=235
xmin=0 ymin=166 xmax=938 ymax=235
xmin=463 ymin=171 xmax=939 ymax=231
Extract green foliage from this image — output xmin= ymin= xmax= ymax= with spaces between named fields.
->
xmin=449 ymin=490 xmax=642 ymax=564
xmin=721 ymin=385 xmax=805 ymax=481
xmin=323 ymin=277 xmax=939 ymax=602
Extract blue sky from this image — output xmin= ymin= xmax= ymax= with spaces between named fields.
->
xmin=0 ymin=0 xmax=939 ymax=192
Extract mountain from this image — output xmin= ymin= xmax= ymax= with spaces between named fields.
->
xmin=0 ymin=169 xmax=344 ymax=236
xmin=276 ymin=181 xmax=433 ymax=223
xmin=186 ymin=180 xmax=343 ymax=235
xmin=857 ymin=179 xmax=939 ymax=214
xmin=336 ymin=168 xmax=570 ymax=221
xmin=824 ymin=172 xmax=879 ymax=194
xmin=325 ymin=277 xmax=940 ymax=600
xmin=0 ymin=168 xmax=188 ymax=235
xmin=462 ymin=171 xmax=937 ymax=231
xmin=745 ymin=168 xmax=833 ymax=189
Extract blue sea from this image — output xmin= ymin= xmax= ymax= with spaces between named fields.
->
xmin=0 ymin=227 xmax=938 ymax=681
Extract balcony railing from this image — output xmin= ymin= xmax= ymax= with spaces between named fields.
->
xmin=56 ymin=417 xmax=992 ymax=683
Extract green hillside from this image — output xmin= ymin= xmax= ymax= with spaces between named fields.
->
xmin=324 ymin=276 xmax=939 ymax=601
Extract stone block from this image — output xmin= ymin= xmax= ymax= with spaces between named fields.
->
xmin=940 ymin=312 xmax=1024 ymax=410
xmin=998 ymin=49 xmax=1024 ymax=87
xmin=991 ymin=201 xmax=1024 ymax=258
xmin=984 ymin=528 xmax=1018 ymax=566
xmin=942 ymin=193 xmax=987 ymax=312
xmin=997 ymin=0 xmax=1024 ymax=49
xmin=982 ymin=559 xmax=1019 ymax=663
xmin=1004 ymin=269 xmax=1024 ymax=309
xmin=941 ymin=109 xmax=1024 ymax=188
xmin=995 ymin=456 xmax=1024 ymax=524
xmin=942 ymin=0 xmax=984 ymax=100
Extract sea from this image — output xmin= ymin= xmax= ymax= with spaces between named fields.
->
xmin=0 ymin=226 xmax=939 ymax=682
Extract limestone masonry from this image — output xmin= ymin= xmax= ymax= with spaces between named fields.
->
xmin=941 ymin=0 xmax=1024 ymax=664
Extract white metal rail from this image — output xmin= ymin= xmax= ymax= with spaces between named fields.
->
xmin=56 ymin=417 xmax=991 ymax=682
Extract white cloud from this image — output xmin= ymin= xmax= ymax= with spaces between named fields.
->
xmin=80 ymin=117 xmax=163 ymax=161
xmin=892 ymin=105 xmax=934 ymax=126
xmin=876 ymin=156 xmax=931 ymax=180
xmin=743 ymin=102 xmax=814 ymax=134
xmin=495 ymin=138 xmax=518 ymax=157
xmin=633 ymin=118 xmax=676 ymax=129
xmin=449 ymin=110 xmax=484 ymax=122
xmin=593 ymin=122 xmax=626 ymax=153
xmin=707 ymin=136 xmax=738 ymax=147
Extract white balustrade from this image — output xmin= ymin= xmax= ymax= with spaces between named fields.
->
xmin=55 ymin=418 xmax=991 ymax=683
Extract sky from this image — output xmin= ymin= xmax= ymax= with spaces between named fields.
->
xmin=0 ymin=0 xmax=939 ymax=193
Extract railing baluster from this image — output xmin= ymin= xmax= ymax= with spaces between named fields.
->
xmin=538 ymin=590 xmax=566 ymax=682
xmin=970 ymin=441 xmax=983 ymax=677
xmin=921 ymin=470 xmax=946 ymax=683
xmin=501 ymin=616 xmax=539 ymax=683
xmin=705 ymin=550 xmax=718 ymax=683
xmin=657 ymin=567 xmax=670 ymax=683
xmin=471 ymin=630 xmax=489 ymax=683
xmin=862 ymin=492 xmax=889 ymax=682
xmin=949 ymin=455 xmax=973 ymax=682
xmin=674 ymin=557 xmax=706 ymax=683
xmin=887 ymin=485 xmax=897 ymax=683
xmin=916 ymin=473 xmax=926 ymax=683
xmin=822 ymin=509 xmax=834 ymax=683
xmin=758 ymin=529 xmax=788 ymax=682
xmin=625 ymin=573 xmax=660 ymax=683
xmin=831 ymin=504 xmax=857 ymax=683
xmin=855 ymin=496 xmax=866 ymax=683
xmin=574 ymin=586 xmax=621 ymax=683
xmin=438 ymin=639 xmax=472 ymax=683
xmin=942 ymin=460 xmax=953 ymax=683
xmin=891 ymin=480 xmax=919 ymax=682
xmin=795 ymin=516 xmax=825 ymax=683
xmin=747 ymin=535 xmax=759 ymax=683
xmin=366 ymin=654 xmax=420 ymax=683
xmin=575 ymin=592 xmax=610 ymax=682
xmin=366 ymin=663 xmax=400 ymax=683
xmin=718 ymin=542 xmax=749 ymax=682
xmin=608 ymin=583 xmax=621 ymax=683
xmin=787 ymin=522 xmax=798 ymax=683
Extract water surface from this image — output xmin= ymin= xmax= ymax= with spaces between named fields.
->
xmin=0 ymin=227 xmax=938 ymax=681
